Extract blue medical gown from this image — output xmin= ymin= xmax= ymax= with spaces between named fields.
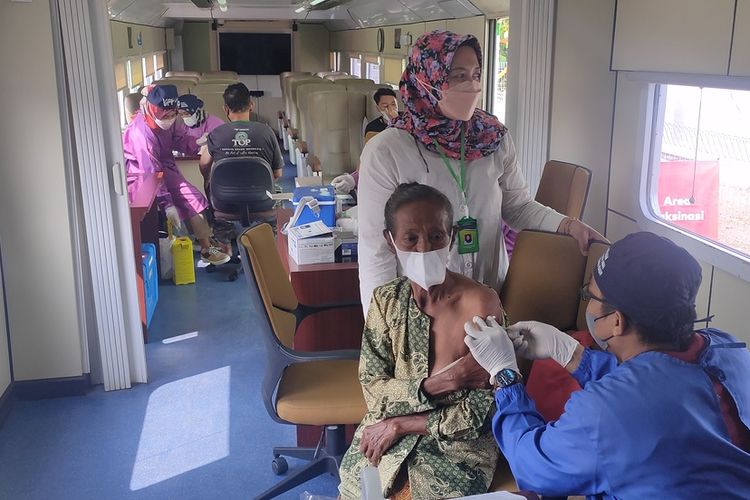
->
xmin=493 ymin=328 xmax=750 ymax=499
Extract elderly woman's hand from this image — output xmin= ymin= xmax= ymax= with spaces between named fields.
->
xmin=360 ymin=418 xmax=402 ymax=466
xmin=558 ymin=217 xmax=609 ymax=255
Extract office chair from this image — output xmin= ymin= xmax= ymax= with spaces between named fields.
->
xmin=208 ymin=156 xmax=277 ymax=281
xmin=238 ymin=223 xmax=367 ymax=500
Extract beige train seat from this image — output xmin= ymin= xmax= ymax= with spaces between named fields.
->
xmin=200 ymin=70 xmax=238 ymax=81
xmin=295 ymin=83 xmax=340 ymax=144
xmin=287 ymin=77 xmax=329 ymax=130
xmin=165 ymin=70 xmax=201 ymax=79
xmin=535 ymin=160 xmax=592 ymax=219
xmin=155 ymin=78 xmax=195 ymax=96
xmin=325 ymin=74 xmax=355 ymax=82
xmin=192 ymin=82 xmax=235 ymax=95
xmin=282 ymin=74 xmax=317 ymax=115
xmin=307 ymin=90 xmax=366 ymax=178
xmin=333 ymin=78 xmax=377 ymax=91
xmin=280 ymin=71 xmax=310 ymax=96
xmin=315 ymin=71 xmax=348 ymax=78
xmin=194 ymin=93 xmax=228 ymax=124
xmin=159 ymin=75 xmax=199 ymax=84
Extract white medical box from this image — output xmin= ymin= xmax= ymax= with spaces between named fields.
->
xmin=287 ymin=221 xmax=335 ymax=265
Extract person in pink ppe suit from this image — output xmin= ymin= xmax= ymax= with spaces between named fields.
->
xmin=122 ymin=84 xmax=231 ymax=266
xmin=177 ymin=94 xmax=225 ymax=144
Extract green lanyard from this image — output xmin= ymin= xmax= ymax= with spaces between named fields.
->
xmin=431 ymin=126 xmax=466 ymax=199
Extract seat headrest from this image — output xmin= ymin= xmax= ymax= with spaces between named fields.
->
xmin=501 ymin=230 xmax=587 ymax=331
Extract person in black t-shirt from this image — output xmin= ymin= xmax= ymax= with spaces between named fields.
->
xmin=364 ymin=88 xmax=400 ymax=135
xmin=199 ymin=83 xmax=284 ymax=199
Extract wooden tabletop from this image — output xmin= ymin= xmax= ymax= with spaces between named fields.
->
xmin=128 ymin=172 xmax=163 ymax=218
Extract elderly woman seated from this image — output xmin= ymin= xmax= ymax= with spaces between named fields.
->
xmin=338 ymin=182 xmax=505 ymax=499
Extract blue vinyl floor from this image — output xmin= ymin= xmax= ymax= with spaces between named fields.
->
xmin=0 ymin=153 xmax=340 ymax=499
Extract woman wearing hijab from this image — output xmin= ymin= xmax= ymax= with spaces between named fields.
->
xmin=177 ymin=94 xmax=225 ymax=143
xmin=123 ymin=84 xmax=230 ymax=265
xmin=357 ymin=30 xmax=605 ymax=313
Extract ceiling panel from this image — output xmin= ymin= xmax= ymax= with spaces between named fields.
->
xmin=107 ymin=0 xmax=486 ymax=30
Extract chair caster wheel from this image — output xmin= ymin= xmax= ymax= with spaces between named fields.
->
xmin=228 ymin=271 xmax=238 ymax=282
xmin=272 ymin=456 xmax=288 ymax=475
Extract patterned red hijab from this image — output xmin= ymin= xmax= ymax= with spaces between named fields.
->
xmin=392 ymin=30 xmax=506 ymax=161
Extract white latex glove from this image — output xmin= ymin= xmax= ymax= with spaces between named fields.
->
xmin=331 ymin=173 xmax=356 ymax=194
xmin=165 ymin=205 xmax=182 ymax=234
xmin=464 ymin=316 xmax=519 ymax=382
xmin=506 ymin=321 xmax=580 ymax=367
xmin=196 ymin=133 xmax=209 ymax=147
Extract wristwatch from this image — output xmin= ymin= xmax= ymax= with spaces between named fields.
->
xmin=494 ymin=368 xmax=522 ymax=388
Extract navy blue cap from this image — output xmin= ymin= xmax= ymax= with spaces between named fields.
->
xmin=146 ymin=85 xmax=179 ymax=108
xmin=177 ymin=94 xmax=204 ymax=114
xmin=594 ymin=232 xmax=701 ymax=327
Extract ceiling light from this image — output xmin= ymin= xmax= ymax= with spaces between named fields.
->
xmin=309 ymin=0 xmax=327 ymax=5
xmin=294 ymin=6 xmax=306 ymax=12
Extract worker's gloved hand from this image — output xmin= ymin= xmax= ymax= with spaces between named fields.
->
xmin=331 ymin=173 xmax=356 ymax=194
xmin=165 ymin=205 xmax=182 ymax=234
xmin=464 ymin=316 xmax=518 ymax=382
xmin=506 ymin=321 xmax=580 ymax=367
xmin=196 ymin=133 xmax=209 ymax=147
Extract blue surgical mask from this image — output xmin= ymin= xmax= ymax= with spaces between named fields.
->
xmin=586 ymin=311 xmax=616 ymax=351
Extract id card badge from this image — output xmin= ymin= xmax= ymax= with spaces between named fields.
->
xmin=457 ymin=216 xmax=479 ymax=255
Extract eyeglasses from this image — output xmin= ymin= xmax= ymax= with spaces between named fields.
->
xmin=580 ymin=284 xmax=608 ymax=304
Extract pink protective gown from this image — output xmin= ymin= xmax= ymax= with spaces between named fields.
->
xmin=184 ymin=114 xmax=225 ymax=142
xmin=123 ymin=112 xmax=208 ymax=220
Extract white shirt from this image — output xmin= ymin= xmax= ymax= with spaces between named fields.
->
xmin=357 ymin=127 xmax=565 ymax=314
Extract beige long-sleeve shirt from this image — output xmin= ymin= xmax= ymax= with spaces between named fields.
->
xmin=357 ymin=127 xmax=565 ymax=314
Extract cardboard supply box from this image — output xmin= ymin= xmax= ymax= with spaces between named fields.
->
xmin=335 ymin=232 xmax=358 ymax=263
xmin=287 ymin=221 xmax=335 ymax=265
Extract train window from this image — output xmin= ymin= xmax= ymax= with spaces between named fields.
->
xmin=366 ymin=61 xmax=380 ymax=83
xmin=350 ymin=56 xmax=361 ymax=78
xmin=492 ymin=17 xmax=509 ymax=122
xmin=129 ymin=58 xmax=143 ymax=88
xmin=648 ymin=84 xmax=750 ymax=258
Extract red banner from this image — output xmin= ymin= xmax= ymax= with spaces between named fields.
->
xmin=657 ymin=160 xmax=719 ymax=239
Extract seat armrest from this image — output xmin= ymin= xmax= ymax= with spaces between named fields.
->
xmin=307 ymin=154 xmax=322 ymax=173
xmin=295 ymin=300 xmax=362 ymax=326
xmin=285 ymin=348 xmax=361 ymax=363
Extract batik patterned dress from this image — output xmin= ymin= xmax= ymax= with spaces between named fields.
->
xmin=338 ymin=277 xmax=498 ymax=500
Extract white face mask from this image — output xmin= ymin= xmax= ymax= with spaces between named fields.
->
xmin=389 ymin=232 xmax=450 ymax=291
xmin=154 ymin=116 xmax=176 ymax=130
xmin=182 ymin=113 xmax=199 ymax=127
xmin=586 ymin=311 xmax=616 ymax=351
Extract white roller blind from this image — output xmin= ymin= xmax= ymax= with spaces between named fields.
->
xmin=56 ymin=0 xmax=146 ymax=390
xmin=514 ymin=0 xmax=555 ymax=192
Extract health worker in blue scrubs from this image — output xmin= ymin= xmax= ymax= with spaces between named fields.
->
xmin=464 ymin=231 xmax=750 ymax=500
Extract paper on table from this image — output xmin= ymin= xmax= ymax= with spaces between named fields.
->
xmin=459 ymin=493 xmax=525 ymax=499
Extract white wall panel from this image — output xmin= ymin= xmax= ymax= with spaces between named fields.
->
xmin=729 ymin=0 xmax=750 ymax=76
xmin=612 ymin=0 xmax=735 ymax=75
xmin=0 ymin=0 xmax=83 ymax=380
xmin=606 ymin=74 xmax=652 ymax=221
xmin=548 ymin=0 xmax=616 ymax=232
